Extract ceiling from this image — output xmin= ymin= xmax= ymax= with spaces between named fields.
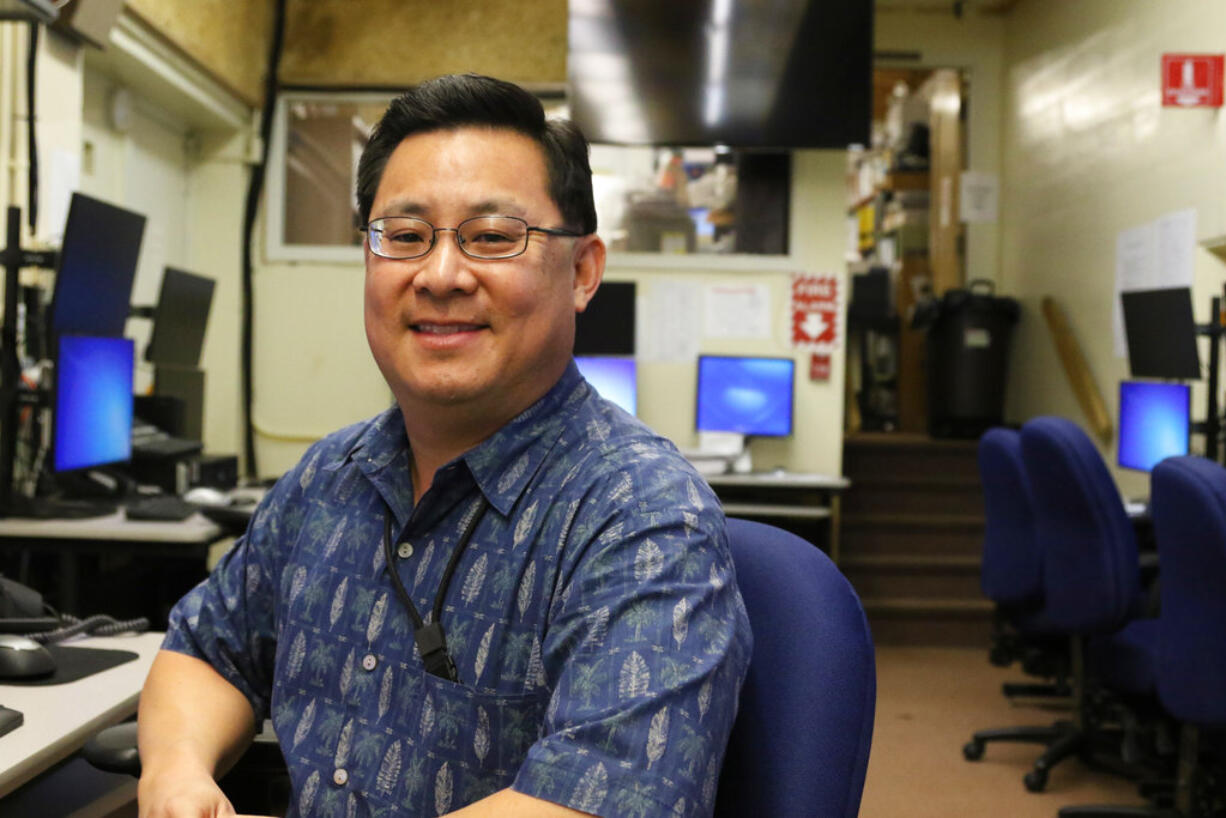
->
xmin=875 ymin=0 xmax=1020 ymax=15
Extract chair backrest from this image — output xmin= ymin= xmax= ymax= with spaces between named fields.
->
xmin=1151 ymin=455 xmax=1226 ymax=727
xmin=715 ymin=518 xmax=876 ymax=818
xmin=1015 ymin=416 xmax=1137 ymax=632
xmin=1020 ymin=416 xmax=1141 ymax=633
xmin=978 ymin=427 xmax=1043 ymax=606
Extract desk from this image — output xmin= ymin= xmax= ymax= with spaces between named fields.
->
xmin=0 ymin=631 xmax=162 ymax=798
xmin=703 ymin=472 xmax=851 ymax=561
xmin=0 ymin=512 xmax=224 ymax=622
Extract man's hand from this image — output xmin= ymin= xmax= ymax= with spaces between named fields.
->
xmin=136 ymin=752 xmax=235 ymax=818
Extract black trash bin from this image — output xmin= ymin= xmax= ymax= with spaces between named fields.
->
xmin=912 ymin=280 xmax=1020 ymax=439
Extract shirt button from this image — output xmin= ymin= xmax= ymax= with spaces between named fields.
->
xmin=397 ymin=542 xmax=413 ymax=559
xmin=362 ymin=653 xmax=378 ymax=672
xmin=332 ymin=767 xmax=349 ymax=786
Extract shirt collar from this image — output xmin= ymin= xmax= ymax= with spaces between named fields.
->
xmin=327 ymin=361 xmax=588 ymax=522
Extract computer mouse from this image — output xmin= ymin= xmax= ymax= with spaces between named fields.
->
xmin=183 ymin=486 xmax=230 ymax=507
xmin=0 ymin=634 xmax=55 ymax=680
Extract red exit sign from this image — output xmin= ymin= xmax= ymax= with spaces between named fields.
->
xmin=1162 ymin=54 xmax=1224 ymax=107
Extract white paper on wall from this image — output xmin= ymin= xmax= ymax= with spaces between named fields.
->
xmin=703 ymin=283 xmax=771 ymax=339
xmin=1113 ymin=209 xmax=1196 ymax=358
xmin=639 ymin=279 xmax=702 ymax=362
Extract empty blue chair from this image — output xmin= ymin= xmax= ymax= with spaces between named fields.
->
xmin=715 ymin=518 xmax=876 ymax=818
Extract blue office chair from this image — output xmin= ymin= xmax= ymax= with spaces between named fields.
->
xmin=964 ymin=428 xmax=1073 ymax=763
xmin=715 ymin=518 xmax=876 ymax=818
xmin=1148 ymin=455 xmax=1226 ymax=814
xmin=1015 ymin=416 xmax=1156 ymax=792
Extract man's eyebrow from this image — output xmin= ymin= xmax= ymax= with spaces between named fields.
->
xmin=377 ymin=199 xmax=428 ymax=217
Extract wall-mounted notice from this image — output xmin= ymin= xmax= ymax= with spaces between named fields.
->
xmin=704 ymin=283 xmax=771 ymax=338
xmin=791 ymin=273 xmax=842 ymax=352
xmin=640 ymin=279 xmax=702 ymax=363
xmin=1113 ymin=208 xmax=1196 ymax=357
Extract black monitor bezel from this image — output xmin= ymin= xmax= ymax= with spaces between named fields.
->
xmin=1121 ymin=287 xmax=1201 ymax=380
xmin=145 ymin=266 xmax=216 ymax=367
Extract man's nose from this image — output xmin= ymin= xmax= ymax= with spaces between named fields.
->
xmin=412 ymin=229 xmax=476 ymax=295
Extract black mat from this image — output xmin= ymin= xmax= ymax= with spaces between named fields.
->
xmin=2 ymin=644 xmax=138 ymax=686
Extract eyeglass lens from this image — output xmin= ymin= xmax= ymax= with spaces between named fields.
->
xmin=370 ymin=216 xmax=528 ymax=260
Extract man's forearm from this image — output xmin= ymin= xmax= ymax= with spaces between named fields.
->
xmin=137 ymin=649 xmax=258 ymax=780
xmin=445 ymin=788 xmax=595 ymax=818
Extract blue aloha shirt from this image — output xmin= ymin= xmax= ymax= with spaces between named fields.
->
xmin=164 ymin=361 xmax=753 ymax=818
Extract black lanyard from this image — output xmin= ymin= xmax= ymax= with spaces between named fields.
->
xmin=382 ymin=497 xmax=488 ymax=683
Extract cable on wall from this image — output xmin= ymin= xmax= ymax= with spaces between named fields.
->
xmin=240 ymin=0 xmax=288 ymax=480
xmin=25 ymin=21 xmax=38 ymax=233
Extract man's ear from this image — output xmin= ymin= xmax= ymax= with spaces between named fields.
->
xmin=572 ymin=234 xmax=607 ymax=313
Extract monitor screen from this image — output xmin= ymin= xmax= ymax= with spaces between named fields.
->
xmin=146 ymin=267 xmax=216 ymax=367
xmin=696 ymin=355 xmax=794 ymax=437
xmin=1117 ymin=380 xmax=1190 ymax=472
xmin=575 ymin=281 xmax=636 ymax=356
xmin=54 ymin=335 xmax=135 ymax=473
xmin=49 ymin=193 xmax=146 ymax=338
xmin=575 ymin=356 xmax=637 ymax=416
xmin=1121 ymin=288 xmax=1200 ymax=380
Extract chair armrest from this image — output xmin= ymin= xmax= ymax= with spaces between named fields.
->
xmin=82 ymin=721 xmax=140 ymax=777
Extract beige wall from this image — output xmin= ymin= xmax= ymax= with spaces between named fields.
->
xmin=999 ymin=0 xmax=1226 ymax=496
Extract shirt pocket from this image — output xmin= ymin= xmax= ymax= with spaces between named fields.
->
xmin=396 ymin=671 xmax=549 ymax=814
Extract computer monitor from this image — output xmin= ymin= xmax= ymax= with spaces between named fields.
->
xmin=146 ymin=267 xmax=216 ymax=367
xmin=575 ymin=356 xmax=637 ymax=415
xmin=695 ymin=355 xmax=795 ymax=437
xmin=575 ymin=281 xmax=635 ymax=356
xmin=53 ymin=335 xmax=135 ymax=473
xmin=1121 ymin=288 xmax=1200 ymax=380
xmin=1117 ymin=380 xmax=1190 ymax=472
xmin=49 ymin=193 xmax=146 ymax=339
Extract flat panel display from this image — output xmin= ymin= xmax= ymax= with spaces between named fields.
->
xmin=575 ymin=355 xmax=637 ymax=416
xmin=146 ymin=267 xmax=216 ymax=367
xmin=575 ymin=281 xmax=635 ymax=356
xmin=1121 ymin=288 xmax=1200 ymax=380
xmin=49 ymin=193 xmax=146 ymax=338
xmin=53 ymin=335 xmax=134 ymax=473
xmin=1117 ymin=380 xmax=1190 ymax=472
xmin=696 ymin=355 xmax=794 ymax=437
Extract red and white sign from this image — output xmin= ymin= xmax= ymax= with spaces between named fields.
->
xmin=809 ymin=353 xmax=831 ymax=382
xmin=1162 ymin=54 xmax=1224 ymax=107
xmin=791 ymin=273 xmax=841 ymax=351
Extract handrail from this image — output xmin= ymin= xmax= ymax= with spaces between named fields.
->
xmin=1040 ymin=296 xmax=1113 ymax=444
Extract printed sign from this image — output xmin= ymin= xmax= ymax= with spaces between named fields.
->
xmin=810 ymin=353 xmax=832 ymax=382
xmin=791 ymin=273 xmax=842 ymax=352
xmin=1162 ymin=54 xmax=1224 ymax=107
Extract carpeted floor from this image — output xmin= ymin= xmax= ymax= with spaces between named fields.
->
xmin=859 ymin=646 xmax=1151 ymax=818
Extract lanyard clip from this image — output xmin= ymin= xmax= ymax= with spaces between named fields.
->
xmin=414 ymin=621 xmax=459 ymax=683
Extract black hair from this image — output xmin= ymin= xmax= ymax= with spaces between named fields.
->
xmin=355 ymin=73 xmax=597 ymax=234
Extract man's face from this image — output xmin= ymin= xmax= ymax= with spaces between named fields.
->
xmin=364 ymin=127 xmax=603 ymax=422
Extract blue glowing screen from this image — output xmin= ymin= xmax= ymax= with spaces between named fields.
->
xmin=54 ymin=335 xmax=134 ymax=473
xmin=575 ymin=356 xmax=637 ymax=416
xmin=696 ymin=355 xmax=794 ymax=437
xmin=1117 ymin=380 xmax=1190 ymax=472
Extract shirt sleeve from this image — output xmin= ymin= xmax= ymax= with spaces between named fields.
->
xmin=161 ymin=471 xmax=299 ymax=726
xmin=512 ymin=459 xmax=753 ymax=818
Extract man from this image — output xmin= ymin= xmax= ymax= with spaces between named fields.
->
xmin=138 ymin=74 xmax=751 ymax=818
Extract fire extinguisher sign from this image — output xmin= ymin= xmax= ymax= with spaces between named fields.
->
xmin=791 ymin=273 xmax=842 ymax=352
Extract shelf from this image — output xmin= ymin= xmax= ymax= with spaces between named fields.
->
xmin=719 ymin=503 xmax=832 ymax=520
xmin=1202 ymin=235 xmax=1226 ymax=262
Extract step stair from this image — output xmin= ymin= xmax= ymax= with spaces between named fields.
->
xmin=841 ymin=432 xmax=991 ymax=647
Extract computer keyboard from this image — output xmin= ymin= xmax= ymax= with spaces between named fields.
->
xmin=124 ymin=495 xmax=198 ymax=522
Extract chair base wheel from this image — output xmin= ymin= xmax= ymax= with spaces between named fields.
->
xmin=963 ymin=740 xmax=985 ymax=761
xmin=1024 ymin=769 xmax=1048 ymax=792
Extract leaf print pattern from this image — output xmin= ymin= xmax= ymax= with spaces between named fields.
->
xmin=414 ymin=541 xmax=435 ymax=591
xmin=634 ymin=539 xmax=664 ymax=582
xmin=335 ymin=717 xmax=354 ymax=766
xmin=673 ymin=598 xmax=690 ymax=649
xmin=378 ymin=666 xmax=393 ymax=721
xmin=288 ymin=566 xmax=307 ymax=606
xmin=474 ymin=623 xmax=494 ymax=683
xmin=461 ymin=553 xmax=487 ymax=604
xmin=513 ymin=500 xmax=538 ymax=548
xmin=375 ymin=741 xmax=401 ymax=794
xmin=496 ymin=451 xmax=530 ymax=493
xmin=646 ymin=707 xmax=669 ymax=769
xmin=287 ymin=630 xmax=307 ymax=679
xmin=292 ymin=697 xmax=316 ymax=749
xmin=329 ymin=577 xmax=349 ymax=629
xmin=571 ymin=761 xmax=609 ymax=813
xmin=435 ymin=761 xmax=454 ymax=816
xmin=299 ymin=769 xmax=320 ymax=815
xmin=366 ymin=592 xmax=388 ymax=643
xmin=323 ymin=522 xmax=345 ymax=561
xmin=618 ymin=651 xmax=650 ymax=699
xmin=420 ymin=692 xmax=435 ymax=739
xmin=339 ymin=648 xmax=355 ymax=698
xmin=517 ymin=561 xmax=536 ymax=620
xmin=698 ymin=677 xmax=712 ymax=721
xmin=473 ymin=707 xmax=491 ymax=762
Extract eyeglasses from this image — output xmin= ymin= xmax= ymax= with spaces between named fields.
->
xmin=363 ymin=215 xmax=583 ymax=260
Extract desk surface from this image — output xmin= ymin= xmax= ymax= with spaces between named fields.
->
xmin=0 ymin=511 xmax=221 ymax=543
xmin=0 ymin=631 xmax=163 ymax=797
xmin=703 ymin=471 xmax=850 ymax=490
